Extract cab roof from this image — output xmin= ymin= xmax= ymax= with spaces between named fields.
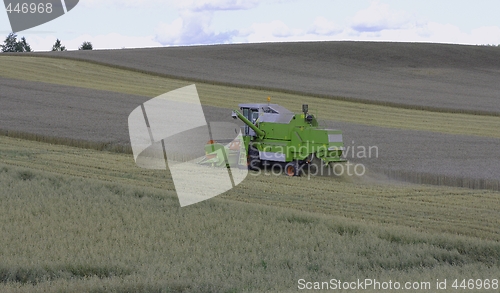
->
xmin=238 ymin=103 xmax=295 ymax=124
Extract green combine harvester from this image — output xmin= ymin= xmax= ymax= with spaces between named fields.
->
xmin=198 ymin=100 xmax=346 ymax=176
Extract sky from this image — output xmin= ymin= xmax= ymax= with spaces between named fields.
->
xmin=1 ymin=0 xmax=500 ymax=51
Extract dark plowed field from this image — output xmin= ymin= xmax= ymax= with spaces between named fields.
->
xmin=32 ymin=41 xmax=500 ymax=115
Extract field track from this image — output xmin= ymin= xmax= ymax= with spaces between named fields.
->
xmin=27 ymin=41 xmax=500 ymax=115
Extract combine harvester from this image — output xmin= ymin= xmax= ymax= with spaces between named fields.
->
xmin=198 ymin=100 xmax=346 ymax=176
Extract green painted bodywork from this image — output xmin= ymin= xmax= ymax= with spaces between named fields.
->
xmin=234 ymin=108 xmax=345 ymax=165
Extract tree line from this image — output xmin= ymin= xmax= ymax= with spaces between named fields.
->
xmin=1 ymin=33 xmax=93 ymax=52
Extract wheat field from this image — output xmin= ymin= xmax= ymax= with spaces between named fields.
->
xmin=1 ymin=55 xmax=500 ymax=189
xmin=28 ymin=41 xmax=500 ymax=115
xmin=1 ymin=135 xmax=499 ymax=241
xmin=1 ymin=141 xmax=500 ymax=292
xmin=1 ymin=47 xmax=500 ymax=292
xmin=1 ymin=56 xmax=500 ymax=138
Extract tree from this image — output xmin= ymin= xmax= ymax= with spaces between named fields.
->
xmin=78 ymin=41 xmax=93 ymax=50
xmin=17 ymin=37 xmax=32 ymax=52
xmin=1 ymin=33 xmax=32 ymax=52
xmin=51 ymin=39 xmax=66 ymax=51
xmin=1 ymin=33 xmax=18 ymax=52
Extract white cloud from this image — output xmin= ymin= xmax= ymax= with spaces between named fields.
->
xmin=235 ymin=21 xmax=500 ymax=46
xmin=350 ymin=0 xmax=417 ymax=32
xmin=39 ymin=0 xmax=500 ymax=49
xmin=239 ymin=20 xmax=303 ymax=42
xmin=80 ymin=0 xmax=173 ymax=9
xmin=412 ymin=22 xmax=500 ymax=45
xmin=80 ymin=0 xmax=259 ymax=10
xmin=341 ymin=22 xmax=500 ymax=46
xmin=155 ymin=11 xmax=237 ymax=45
xmin=307 ymin=16 xmax=343 ymax=36
xmin=154 ymin=18 xmax=184 ymax=45
xmin=236 ymin=1 xmax=500 ymax=46
xmin=180 ymin=0 xmax=260 ymax=11
xmin=154 ymin=0 xmax=258 ymax=46
xmin=470 ymin=26 xmax=500 ymax=45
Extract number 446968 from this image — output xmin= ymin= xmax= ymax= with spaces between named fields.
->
xmin=452 ymin=279 xmax=498 ymax=290
xmin=5 ymin=3 xmax=53 ymax=14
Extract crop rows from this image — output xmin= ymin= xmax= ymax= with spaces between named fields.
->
xmin=381 ymin=169 xmax=500 ymax=191
xmin=1 ymin=56 xmax=499 ymax=191
xmin=2 ymin=57 xmax=499 ymax=139
xmin=1 ymin=162 xmax=500 ymax=292
xmin=25 ymin=41 xmax=500 ymax=115
xmin=1 ymin=135 xmax=499 ymax=240
xmin=1 ymin=43 xmax=500 ymax=291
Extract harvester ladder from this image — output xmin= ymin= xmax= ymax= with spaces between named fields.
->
xmin=238 ymin=141 xmax=247 ymax=166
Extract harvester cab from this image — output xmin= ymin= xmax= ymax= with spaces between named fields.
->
xmin=200 ymin=100 xmax=346 ymax=176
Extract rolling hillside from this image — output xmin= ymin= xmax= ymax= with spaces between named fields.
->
xmin=30 ymin=41 xmax=500 ymax=115
xmin=1 ymin=41 xmax=500 ymax=292
xmin=1 ymin=54 xmax=499 ymax=187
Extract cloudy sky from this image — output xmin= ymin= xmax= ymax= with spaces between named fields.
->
xmin=1 ymin=0 xmax=500 ymax=51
